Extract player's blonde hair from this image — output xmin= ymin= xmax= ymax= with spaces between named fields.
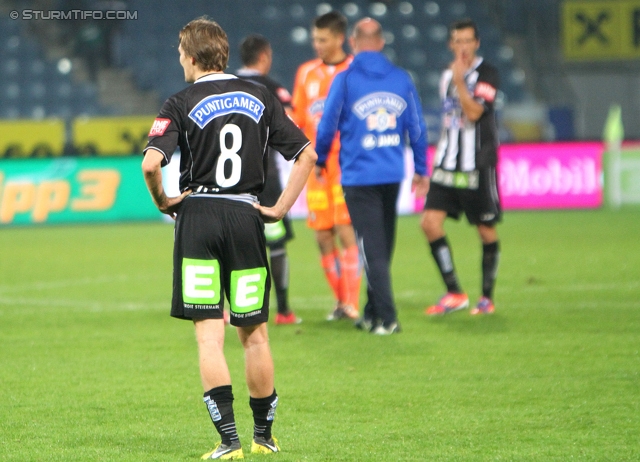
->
xmin=179 ymin=17 xmax=228 ymax=72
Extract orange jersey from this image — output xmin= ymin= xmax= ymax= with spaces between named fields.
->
xmin=291 ymin=56 xmax=353 ymax=152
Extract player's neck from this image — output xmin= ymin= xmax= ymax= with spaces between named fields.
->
xmin=237 ymin=66 xmax=263 ymax=77
xmin=323 ymin=51 xmax=348 ymax=66
xmin=242 ymin=61 xmax=269 ymax=75
xmin=193 ymin=69 xmax=224 ymax=81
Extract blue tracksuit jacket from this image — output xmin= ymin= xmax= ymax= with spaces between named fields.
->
xmin=315 ymin=51 xmax=428 ymax=186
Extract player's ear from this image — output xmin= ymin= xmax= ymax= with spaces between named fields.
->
xmin=191 ymin=57 xmax=196 ymax=65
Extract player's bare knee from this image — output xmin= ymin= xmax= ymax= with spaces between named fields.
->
xmin=315 ymin=229 xmax=336 ymax=254
xmin=421 ymin=213 xmax=442 ymax=240
xmin=336 ymin=224 xmax=356 ymax=248
xmin=477 ymin=224 xmax=498 ymax=244
xmin=237 ymin=323 xmax=269 ymax=348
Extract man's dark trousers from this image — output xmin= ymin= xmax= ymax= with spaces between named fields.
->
xmin=343 ymin=183 xmax=400 ymax=327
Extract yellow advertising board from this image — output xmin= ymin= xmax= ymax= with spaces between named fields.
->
xmin=563 ymin=0 xmax=640 ymax=60
xmin=72 ymin=115 xmax=156 ymax=156
xmin=0 ymin=119 xmax=65 ymax=158
xmin=0 ymin=156 xmax=160 ymax=225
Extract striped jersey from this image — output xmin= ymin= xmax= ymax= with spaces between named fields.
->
xmin=433 ymin=57 xmax=499 ymax=173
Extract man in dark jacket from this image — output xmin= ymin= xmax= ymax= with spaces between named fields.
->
xmin=316 ymin=18 xmax=430 ymax=334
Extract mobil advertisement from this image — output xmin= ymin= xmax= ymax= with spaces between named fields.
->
xmin=498 ymin=142 xmax=603 ymax=210
xmin=265 ymin=142 xmax=604 ymax=217
xmin=166 ymin=142 xmax=604 ymax=220
xmin=0 ymin=142 xmax=604 ymax=226
xmin=0 ymin=157 xmax=159 ymax=225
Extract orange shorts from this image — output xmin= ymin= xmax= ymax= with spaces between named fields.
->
xmin=306 ymin=151 xmax=351 ymax=230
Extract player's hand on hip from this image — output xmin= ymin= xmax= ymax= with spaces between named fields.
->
xmin=159 ymin=189 xmax=191 ymax=220
xmin=253 ymin=203 xmax=285 ymax=223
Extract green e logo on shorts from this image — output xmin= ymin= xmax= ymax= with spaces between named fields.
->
xmin=264 ymin=220 xmax=286 ymax=243
xmin=182 ymin=258 xmax=221 ymax=305
xmin=230 ymin=267 xmax=268 ymax=314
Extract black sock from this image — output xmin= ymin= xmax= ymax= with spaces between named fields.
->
xmin=430 ymin=236 xmax=462 ymax=293
xmin=482 ymin=241 xmax=500 ymax=299
xmin=270 ymin=249 xmax=290 ymax=315
xmin=250 ymin=390 xmax=278 ymax=440
xmin=203 ymin=385 xmax=239 ymax=446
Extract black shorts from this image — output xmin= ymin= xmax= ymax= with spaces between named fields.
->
xmin=425 ymin=167 xmax=502 ymax=226
xmin=258 ymin=171 xmax=294 ymax=249
xmin=171 ymin=196 xmax=271 ymax=327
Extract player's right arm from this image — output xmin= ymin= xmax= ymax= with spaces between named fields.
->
xmin=141 ymin=149 xmax=191 ymax=219
xmin=142 ymin=98 xmax=191 ymax=218
xmin=451 ymin=57 xmax=484 ymax=122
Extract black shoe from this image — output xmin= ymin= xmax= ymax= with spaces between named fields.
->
xmin=371 ymin=322 xmax=401 ymax=335
xmin=354 ymin=317 xmax=374 ymax=332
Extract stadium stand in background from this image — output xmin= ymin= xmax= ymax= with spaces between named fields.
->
xmin=116 ymin=0 xmax=528 ymax=109
xmin=0 ymin=13 xmax=104 ymax=119
xmin=1 ymin=0 xmax=639 ymax=215
xmin=0 ymin=0 xmax=529 ymax=125
xmin=3 ymin=0 xmax=638 ymax=144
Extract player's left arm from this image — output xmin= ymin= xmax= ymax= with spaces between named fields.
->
xmin=290 ymin=66 xmax=308 ymax=129
xmin=406 ymin=81 xmax=430 ymax=198
xmin=453 ymin=80 xmax=484 ymax=122
xmin=255 ymin=144 xmax=317 ymax=222
xmin=256 ymin=92 xmax=317 ymax=222
xmin=141 ymin=149 xmax=191 ymax=219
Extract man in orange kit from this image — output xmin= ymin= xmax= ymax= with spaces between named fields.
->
xmin=291 ymin=11 xmax=361 ymax=321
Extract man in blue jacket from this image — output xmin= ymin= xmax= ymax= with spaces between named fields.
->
xmin=315 ymin=18 xmax=430 ymax=334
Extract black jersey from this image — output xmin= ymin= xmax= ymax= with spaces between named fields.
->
xmin=433 ymin=58 xmax=499 ymax=174
xmin=144 ymin=73 xmax=309 ymax=196
xmin=235 ymin=69 xmax=292 ymax=183
xmin=235 ymin=69 xmax=292 ymax=110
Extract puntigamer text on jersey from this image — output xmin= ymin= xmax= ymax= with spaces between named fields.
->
xmin=189 ymin=91 xmax=265 ymax=128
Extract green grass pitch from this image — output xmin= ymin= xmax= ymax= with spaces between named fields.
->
xmin=1 ymin=208 xmax=639 ymax=461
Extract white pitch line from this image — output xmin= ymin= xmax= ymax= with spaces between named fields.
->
xmin=503 ymin=300 xmax=639 ymax=309
xmin=0 ymin=295 xmax=167 ymax=313
xmin=0 ymin=274 xmax=164 ymax=295
xmin=289 ymin=295 xmax=334 ymax=305
xmin=501 ymin=281 xmax=640 ymax=293
xmin=393 ymin=281 xmax=639 ymax=299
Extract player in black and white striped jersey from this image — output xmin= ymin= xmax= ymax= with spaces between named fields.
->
xmin=422 ymin=18 xmax=501 ymax=317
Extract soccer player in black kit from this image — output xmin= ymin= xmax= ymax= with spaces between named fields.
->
xmin=141 ymin=18 xmax=316 ymax=460
xmin=235 ymin=34 xmax=301 ymax=325
xmin=422 ymin=19 xmax=501 ymax=316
